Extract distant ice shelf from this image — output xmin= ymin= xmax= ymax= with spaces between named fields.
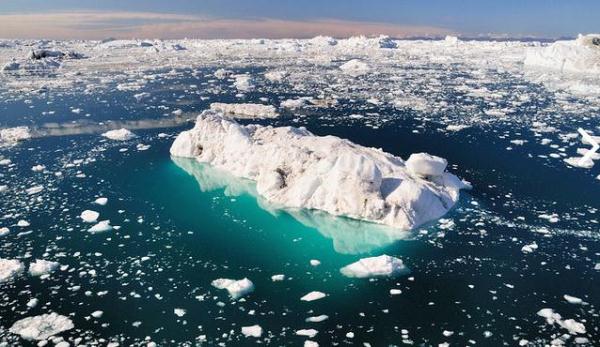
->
xmin=170 ymin=110 xmax=470 ymax=230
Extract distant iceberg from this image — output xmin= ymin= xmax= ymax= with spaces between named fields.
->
xmin=170 ymin=110 xmax=470 ymax=230
xmin=524 ymin=34 xmax=600 ymax=74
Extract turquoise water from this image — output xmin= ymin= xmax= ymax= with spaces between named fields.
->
xmin=1 ymin=69 xmax=599 ymax=346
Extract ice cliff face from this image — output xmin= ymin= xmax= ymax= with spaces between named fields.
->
xmin=524 ymin=34 xmax=600 ymax=74
xmin=170 ymin=111 xmax=470 ymax=230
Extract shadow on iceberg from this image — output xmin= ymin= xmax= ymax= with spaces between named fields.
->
xmin=172 ymin=157 xmax=411 ymax=255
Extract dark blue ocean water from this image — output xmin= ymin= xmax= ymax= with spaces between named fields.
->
xmin=0 ymin=68 xmax=599 ymax=346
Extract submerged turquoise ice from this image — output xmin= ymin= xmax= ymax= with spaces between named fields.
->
xmin=1 ymin=56 xmax=600 ymax=346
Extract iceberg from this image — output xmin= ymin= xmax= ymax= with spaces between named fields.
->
xmin=101 ymin=128 xmax=137 ymax=141
xmin=28 ymin=259 xmax=60 ymax=277
xmin=0 ymin=259 xmax=24 ymax=283
xmin=524 ymin=34 xmax=600 ymax=74
xmin=170 ymin=111 xmax=469 ymax=230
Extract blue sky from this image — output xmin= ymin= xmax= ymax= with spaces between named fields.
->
xmin=1 ymin=0 xmax=598 ymax=39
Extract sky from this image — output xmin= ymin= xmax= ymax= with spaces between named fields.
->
xmin=0 ymin=0 xmax=598 ymax=39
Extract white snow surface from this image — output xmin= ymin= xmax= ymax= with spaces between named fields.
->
xmin=0 ymin=259 xmax=24 ymax=283
xmin=170 ymin=111 xmax=469 ymax=230
xmin=211 ymin=278 xmax=255 ymax=299
xmin=9 ymin=313 xmax=74 ymax=340
xmin=101 ymin=128 xmax=137 ymax=141
xmin=525 ymin=34 xmax=600 ymax=74
xmin=340 ymin=254 xmax=409 ymax=278
xmin=209 ymin=102 xmax=279 ymax=119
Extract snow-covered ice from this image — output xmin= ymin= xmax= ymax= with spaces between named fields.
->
xmin=170 ymin=111 xmax=469 ymax=230
xmin=241 ymin=325 xmax=263 ymax=338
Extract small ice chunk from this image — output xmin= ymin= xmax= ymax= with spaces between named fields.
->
xmin=9 ymin=313 xmax=74 ymax=340
xmin=31 ymin=165 xmax=46 ymax=172
xmin=17 ymin=220 xmax=30 ymax=227
xmin=563 ymin=294 xmax=583 ymax=304
xmin=241 ymin=325 xmax=263 ymax=338
xmin=88 ymin=220 xmax=113 ymax=233
xmin=80 ymin=210 xmax=99 ymax=223
xmin=296 ymin=329 xmax=318 ymax=338
xmin=26 ymin=185 xmax=44 ymax=195
xmin=102 ymin=128 xmax=136 ymax=141
xmin=94 ymin=197 xmax=108 ymax=206
xmin=209 ymin=103 xmax=278 ymax=119
xmin=174 ymin=308 xmax=186 ymax=317
xmin=304 ymin=341 xmax=319 ymax=347
xmin=91 ymin=310 xmax=103 ymax=318
xmin=0 ymin=227 xmax=9 ymax=236
xmin=29 ymin=259 xmax=60 ymax=277
xmin=0 ymin=259 xmax=24 ymax=283
xmin=211 ymin=278 xmax=254 ymax=299
xmin=310 ymin=259 xmax=321 ymax=267
xmin=300 ymin=291 xmax=326 ymax=302
xmin=521 ymin=242 xmax=538 ymax=254
xmin=305 ymin=315 xmax=328 ymax=323
xmin=340 ymin=59 xmax=370 ymax=76
xmin=340 ymin=255 xmax=409 ymax=278
xmin=271 ymin=274 xmax=285 ymax=281
xmin=26 ymin=298 xmax=39 ymax=308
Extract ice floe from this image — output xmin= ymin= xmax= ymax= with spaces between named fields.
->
xmin=9 ymin=313 xmax=74 ymax=340
xmin=241 ymin=325 xmax=263 ymax=338
xmin=209 ymin=102 xmax=279 ymax=119
xmin=0 ymin=259 xmax=24 ymax=283
xmin=171 ymin=111 xmax=469 ymax=230
xmin=101 ymin=128 xmax=137 ymax=141
xmin=28 ymin=259 xmax=60 ymax=277
xmin=340 ymin=254 xmax=409 ymax=278
xmin=300 ymin=291 xmax=326 ymax=302
xmin=80 ymin=210 xmax=100 ymax=223
xmin=211 ymin=278 xmax=255 ymax=299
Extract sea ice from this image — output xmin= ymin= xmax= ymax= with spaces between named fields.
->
xmin=80 ymin=210 xmax=100 ymax=223
xmin=340 ymin=255 xmax=409 ymax=278
xmin=209 ymin=103 xmax=279 ymax=119
xmin=211 ymin=278 xmax=255 ymax=299
xmin=101 ymin=128 xmax=137 ymax=141
xmin=88 ymin=220 xmax=113 ymax=233
xmin=300 ymin=291 xmax=326 ymax=302
xmin=28 ymin=259 xmax=60 ymax=277
xmin=0 ymin=259 xmax=24 ymax=283
xmin=170 ymin=111 xmax=469 ymax=230
xmin=296 ymin=329 xmax=318 ymax=338
xmin=241 ymin=325 xmax=263 ymax=338
xmin=537 ymin=308 xmax=586 ymax=335
xmin=9 ymin=313 xmax=74 ymax=340
xmin=94 ymin=197 xmax=108 ymax=206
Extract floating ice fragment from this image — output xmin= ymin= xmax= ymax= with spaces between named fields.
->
xmin=0 ymin=259 xmax=24 ymax=283
xmin=563 ymin=295 xmax=583 ymax=305
xmin=340 ymin=59 xmax=370 ymax=76
xmin=300 ymin=291 xmax=326 ymax=302
xmin=241 ymin=325 xmax=263 ymax=338
xmin=271 ymin=274 xmax=285 ymax=281
xmin=211 ymin=278 xmax=254 ymax=299
xmin=29 ymin=259 xmax=60 ymax=277
xmin=26 ymin=185 xmax=44 ymax=195
xmin=305 ymin=315 xmax=328 ymax=323
xmin=80 ymin=210 xmax=99 ymax=223
xmin=210 ymin=103 xmax=278 ymax=119
xmin=521 ymin=242 xmax=538 ymax=254
xmin=88 ymin=220 xmax=113 ymax=233
xmin=102 ymin=128 xmax=136 ymax=141
xmin=94 ymin=197 xmax=108 ymax=206
xmin=9 ymin=313 xmax=74 ymax=340
xmin=174 ymin=308 xmax=186 ymax=317
xmin=340 ymin=255 xmax=409 ymax=278
xmin=296 ymin=329 xmax=318 ymax=338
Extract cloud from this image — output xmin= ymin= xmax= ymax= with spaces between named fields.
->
xmin=0 ymin=11 xmax=453 ymax=39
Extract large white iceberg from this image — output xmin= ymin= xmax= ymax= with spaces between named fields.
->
xmin=524 ymin=34 xmax=600 ymax=74
xmin=170 ymin=111 xmax=469 ymax=230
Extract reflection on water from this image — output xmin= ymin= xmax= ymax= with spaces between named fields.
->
xmin=30 ymin=116 xmax=194 ymax=138
xmin=172 ymin=157 xmax=410 ymax=254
